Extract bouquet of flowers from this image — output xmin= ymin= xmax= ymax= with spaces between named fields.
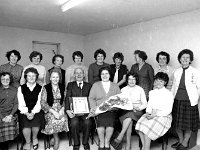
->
xmin=95 ymin=93 xmax=133 ymax=114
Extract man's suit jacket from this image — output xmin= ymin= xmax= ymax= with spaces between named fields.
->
xmin=65 ymin=81 xmax=92 ymax=110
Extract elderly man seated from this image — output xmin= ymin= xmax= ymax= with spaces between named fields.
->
xmin=65 ymin=67 xmax=92 ymax=150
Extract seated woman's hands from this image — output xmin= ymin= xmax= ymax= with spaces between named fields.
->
xmin=26 ymin=113 xmax=34 ymax=120
xmin=2 ymin=115 xmax=13 ymax=123
xmin=133 ymin=106 xmax=141 ymax=112
xmin=146 ymin=110 xmax=157 ymax=120
xmin=59 ymin=107 xmax=65 ymax=116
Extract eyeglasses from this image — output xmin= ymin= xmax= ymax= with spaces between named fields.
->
xmin=1 ymin=78 xmax=10 ymax=81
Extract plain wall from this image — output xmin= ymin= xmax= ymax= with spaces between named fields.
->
xmin=84 ymin=9 xmax=200 ymax=71
xmin=1 ymin=10 xmax=200 ymax=71
xmin=0 ymin=26 xmax=85 ymax=70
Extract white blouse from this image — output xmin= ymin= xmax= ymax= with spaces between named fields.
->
xmin=121 ymin=85 xmax=147 ymax=110
xmin=102 ymin=81 xmax=110 ymax=94
xmin=146 ymin=87 xmax=174 ymax=116
xmin=18 ymin=83 xmax=43 ymax=114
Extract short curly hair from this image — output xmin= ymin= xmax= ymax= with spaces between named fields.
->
xmin=156 ymin=51 xmax=170 ymax=64
xmin=29 ymin=51 xmax=43 ymax=62
xmin=6 ymin=50 xmax=21 ymax=61
xmin=98 ymin=66 xmax=111 ymax=81
xmin=178 ymin=49 xmax=193 ymax=64
xmin=134 ymin=50 xmax=147 ymax=61
xmin=72 ymin=51 xmax=83 ymax=62
xmin=0 ymin=72 xmax=13 ymax=86
xmin=154 ymin=72 xmax=169 ymax=87
xmin=112 ymin=52 xmax=124 ymax=63
xmin=24 ymin=67 xmax=39 ymax=82
xmin=52 ymin=54 xmax=64 ymax=64
xmin=94 ymin=49 xmax=106 ymax=60
xmin=126 ymin=72 xmax=139 ymax=85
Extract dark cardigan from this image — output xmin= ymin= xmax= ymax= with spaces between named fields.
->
xmin=44 ymin=83 xmax=65 ymax=107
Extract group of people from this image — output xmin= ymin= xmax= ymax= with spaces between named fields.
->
xmin=0 ymin=48 xmax=199 ymax=150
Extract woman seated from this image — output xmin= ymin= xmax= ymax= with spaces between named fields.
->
xmin=89 ymin=66 xmax=121 ymax=150
xmin=41 ymin=70 xmax=69 ymax=150
xmin=135 ymin=72 xmax=174 ymax=150
xmin=18 ymin=67 xmax=45 ymax=150
xmin=111 ymin=73 xmax=147 ymax=150
xmin=0 ymin=72 xmax=18 ymax=148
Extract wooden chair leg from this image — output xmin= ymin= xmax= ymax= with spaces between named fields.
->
xmin=138 ymin=136 xmax=142 ymax=150
xmin=20 ymin=134 xmax=24 ymax=150
xmin=16 ymin=135 xmax=19 ymax=150
xmin=68 ymin=131 xmax=73 ymax=146
xmin=162 ymin=133 xmax=168 ymax=150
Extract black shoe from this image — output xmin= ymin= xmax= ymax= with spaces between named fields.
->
xmin=171 ymin=142 xmax=181 ymax=148
xmin=83 ymin=144 xmax=90 ymax=150
xmin=98 ymin=147 xmax=104 ymax=150
xmin=32 ymin=144 xmax=38 ymax=150
xmin=176 ymin=144 xmax=188 ymax=150
xmin=105 ymin=147 xmax=111 ymax=150
xmin=73 ymin=145 xmax=80 ymax=150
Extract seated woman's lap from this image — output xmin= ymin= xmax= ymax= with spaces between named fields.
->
xmin=96 ymin=111 xmax=117 ymax=128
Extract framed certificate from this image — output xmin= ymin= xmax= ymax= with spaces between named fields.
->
xmin=72 ymin=97 xmax=89 ymax=114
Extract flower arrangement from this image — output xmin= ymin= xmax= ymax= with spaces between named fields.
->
xmin=95 ymin=94 xmax=133 ymax=114
xmin=99 ymin=96 xmax=128 ymax=111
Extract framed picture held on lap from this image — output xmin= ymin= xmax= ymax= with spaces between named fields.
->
xmin=72 ymin=97 xmax=89 ymax=114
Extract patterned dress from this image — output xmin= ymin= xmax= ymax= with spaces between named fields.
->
xmin=41 ymin=87 xmax=68 ymax=134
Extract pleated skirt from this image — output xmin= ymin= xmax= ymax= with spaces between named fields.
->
xmin=172 ymin=99 xmax=200 ymax=131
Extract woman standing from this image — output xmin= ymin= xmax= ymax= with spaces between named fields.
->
xmin=154 ymin=51 xmax=174 ymax=90
xmin=0 ymin=50 xmax=23 ymax=88
xmin=20 ymin=51 xmax=46 ymax=86
xmin=89 ymin=66 xmax=121 ymax=150
xmin=110 ymin=52 xmax=128 ymax=89
xmin=18 ymin=67 xmax=45 ymax=150
xmin=41 ymin=71 xmax=68 ymax=150
xmin=65 ymin=51 xmax=88 ymax=86
xmin=171 ymin=49 xmax=200 ymax=150
xmin=130 ymin=50 xmax=154 ymax=99
xmin=111 ymin=73 xmax=147 ymax=150
xmin=47 ymin=54 xmax=65 ymax=87
xmin=0 ymin=72 xmax=18 ymax=148
xmin=88 ymin=49 xmax=110 ymax=85
xmin=135 ymin=72 xmax=174 ymax=150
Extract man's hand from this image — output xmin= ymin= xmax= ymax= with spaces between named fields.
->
xmin=66 ymin=110 xmax=75 ymax=118
xmin=86 ymin=109 xmax=96 ymax=119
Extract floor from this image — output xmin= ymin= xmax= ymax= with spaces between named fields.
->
xmin=7 ymin=132 xmax=180 ymax=150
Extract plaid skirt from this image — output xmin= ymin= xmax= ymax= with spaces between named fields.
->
xmin=172 ymin=99 xmax=199 ymax=131
xmin=0 ymin=116 xmax=19 ymax=142
xmin=135 ymin=114 xmax=172 ymax=140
